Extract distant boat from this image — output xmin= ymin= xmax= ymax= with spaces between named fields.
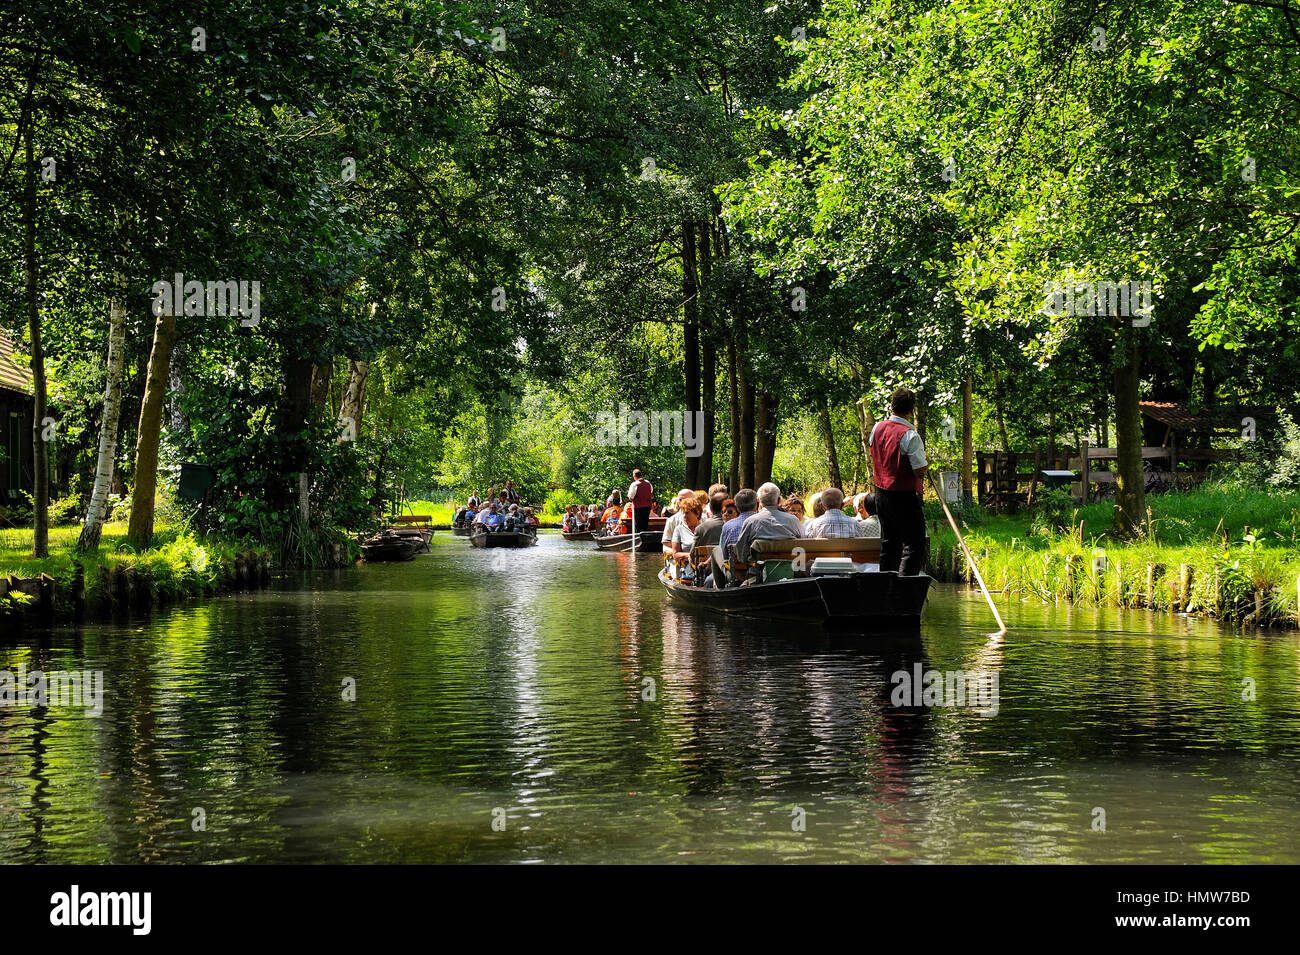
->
xmin=452 ymin=520 xmax=474 ymax=537
xmin=561 ymin=528 xmax=595 ymax=541
xmin=468 ymin=528 xmax=538 ymax=548
xmin=361 ymin=531 xmax=424 ymax=562
xmin=594 ymin=530 xmax=663 ymax=552
xmin=382 ymin=524 xmax=432 ymax=552
xmin=657 ymin=536 xmax=931 ymax=629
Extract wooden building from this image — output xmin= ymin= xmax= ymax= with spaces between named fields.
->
xmin=0 ymin=328 xmax=35 ymax=504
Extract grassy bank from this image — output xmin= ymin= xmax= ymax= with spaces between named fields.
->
xmin=0 ymin=522 xmax=356 ymax=624
xmin=928 ymin=484 xmax=1300 ymax=628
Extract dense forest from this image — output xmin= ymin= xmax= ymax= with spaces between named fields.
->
xmin=3 ymin=0 xmax=1298 ymax=563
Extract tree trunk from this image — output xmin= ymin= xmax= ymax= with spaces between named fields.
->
xmin=754 ymin=391 xmax=778 ymax=486
xmin=739 ymin=361 xmax=755 ymax=489
xmin=310 ymin=362 xmax=332 ymax=416
xmin=682 ymin=220 xmax=700 ymax=488
xmin=855 ymin=398 xmax=875 ymax=488
xmin=727 ymin=334 xmax=739 ymax=492
xmin=24 ymin=109 xmax=49 ymax=559
xmin=697 ymin=221 xmax=715 ymax=486
xmin=962 ymin=372 xmax=974 ymax=503
xmin=78 ymin=285 xmax=129 ymax=551
xmin=127 ymin=308 xmax=177 ymax=551
xmin=337 ymin=359 xmax=370 ymax=442
xmin=1113 ymin=333 xmax=1147 ymax=535
xmin=818 ymin=401 xmax=842 ymax=488
xmin=992 ymin=367 xmax=1011 ymax=454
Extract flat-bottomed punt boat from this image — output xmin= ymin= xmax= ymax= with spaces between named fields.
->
xmin=658 ymin=536 xmax=930 ymax=629
xmin=595 ymin=530 xmax=663 ymax=552
xmin=468 ymin=528 xmax=538 ymax=548
xmin=361 ymin=531 xmax=425 ymax=562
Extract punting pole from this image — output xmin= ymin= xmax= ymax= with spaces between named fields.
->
xmin=929 ymin=473 xmax=1007 ymax=636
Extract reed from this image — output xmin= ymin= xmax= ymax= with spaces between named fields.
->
xmin=928 ymin=483 xmax=1300 ymax=629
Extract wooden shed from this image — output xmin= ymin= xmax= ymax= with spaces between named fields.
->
xmin=0 ymin=329 xmax=35 ymax=505
xmin=1140 ymin=401 xmax=1272 ymax=481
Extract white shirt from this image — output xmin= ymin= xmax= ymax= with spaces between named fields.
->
xmin=869 ymin=415 xmax=928 ymax=470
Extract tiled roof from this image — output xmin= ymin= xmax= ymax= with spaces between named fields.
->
xmin=1140 ymin=401 xmax=1273 ymax=431
xmin=0 ymin=328 xmax=33 ymax=396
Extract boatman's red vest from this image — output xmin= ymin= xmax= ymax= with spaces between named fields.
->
xmin=630 ymin=479 xmax=654 ymax=508
xmin=871 ymin=419 xmax=924 ymax=493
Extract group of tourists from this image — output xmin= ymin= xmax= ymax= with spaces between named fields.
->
xmin=454 ymin=480 xmax=538 ymax=533
xmin=652 ymin=387 xmax=930 ymax=585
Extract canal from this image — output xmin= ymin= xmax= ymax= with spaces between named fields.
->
xmin=3 ymin=532 xmax=1299 ymax=863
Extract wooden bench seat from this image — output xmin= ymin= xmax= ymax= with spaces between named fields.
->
xmin=750 ymin=536 xmax=881 ymax=564
xmin=389 ymin=514 xmax=433 ymax=526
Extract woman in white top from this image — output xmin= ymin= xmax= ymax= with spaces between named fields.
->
xmin=663 ymin=498 xmax=703 ymax=579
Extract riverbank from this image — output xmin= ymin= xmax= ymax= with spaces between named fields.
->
xmin=0 ymin=522 xmax=356 ymax=629
xmin=926 ymin=484 xmax=1300 ymax=629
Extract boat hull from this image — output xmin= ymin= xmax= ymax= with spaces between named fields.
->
xmin=561 ymin=529 xmax=595 ymax=541
xmin=595 ymin=531 xmax=663 ymax=553
xmin=361 ymin=536 xmax=424 ymax=562
xmin=658 ymin=568 xmax=931 ymax=630
xmin=468 ymin=530 xmax=538 ymax=548
xmin=385 ymin=527 xmax=432 ymax=551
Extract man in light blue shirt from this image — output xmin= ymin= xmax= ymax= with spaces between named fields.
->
xmin=717 ymin=488 xmax=758 ymax=581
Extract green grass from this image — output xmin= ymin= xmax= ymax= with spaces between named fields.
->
xmin=934 ymin=483 xmax=1300 ymax=627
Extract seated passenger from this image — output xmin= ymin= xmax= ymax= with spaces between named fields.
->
xmin=477 ymin=503 xmax=504 ymax=530
xmin=803 ymin=488 xmax=863 ymax=538
xmin=523 ymin=507 xmax=539 ymax=527
xmin=692 ymin=493 xmax=728 ymax=587
xmin=734 ymin=483 xmax=804 ymax=565
xmin=721 ymin=498 xmax=738 ymax=521
xmin=781 ymin=496 xmax=806 ymax=524
xmin=663 ymin=498 xmax=704 ymax=579
xmin=854 ymin=492 xmax=882 ymax=538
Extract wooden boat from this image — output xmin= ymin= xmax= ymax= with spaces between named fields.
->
xmin=468 ymin=528 xmax=538 ymax=548
xmin=561 ymin=528 xmax=595 ymax=541
xmin=452 ymin=521 xmax=473 ymax=537
xmin=594 ymin=530 xmax=663 ymax=552
xmin=360 ymin=531 xmax=424 ymax=562
xmin=657 ymin=536 xmax=931 ymax=629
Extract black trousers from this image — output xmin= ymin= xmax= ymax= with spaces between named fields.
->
xmin=877 ymin=488 xmax=927 ymax=575
xmin=632 ymin=507 xmax=650 ymax=533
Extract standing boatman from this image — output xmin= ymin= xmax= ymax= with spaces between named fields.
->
xmin=502 ymin=479 xmax=520 ymax=505
xmin=627 ymin=469 xmax=654 ymax=535
xmin=869 ymin=388 xmax=928 ymax=575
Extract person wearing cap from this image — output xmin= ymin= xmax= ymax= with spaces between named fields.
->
xmin=869 ymin=387 xmax=928 ymax=574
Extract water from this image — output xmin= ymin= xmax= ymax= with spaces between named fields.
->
xmin=2 ymin=532 xmax=1298 ymax=863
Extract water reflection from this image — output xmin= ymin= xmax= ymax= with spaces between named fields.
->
xmin=1 ymin=532 xmax=1298 ymax=863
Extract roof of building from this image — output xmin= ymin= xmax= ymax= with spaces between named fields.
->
xmin=0 ymin=328 xmax=34 ymax=396
xmin=1140 ymin=400 xmax=1274 ymax=432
